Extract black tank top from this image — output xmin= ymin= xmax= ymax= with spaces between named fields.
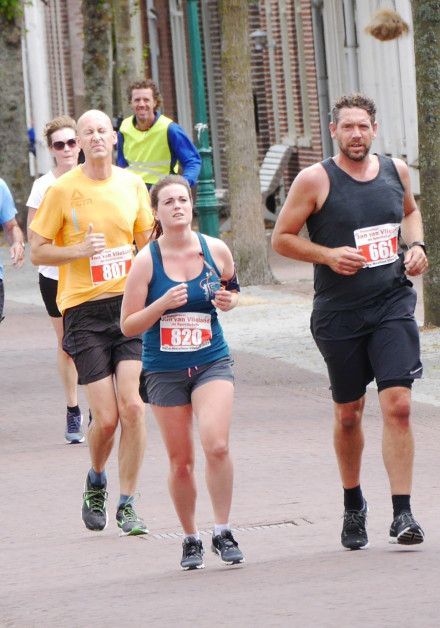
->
xmin=306 ymin=154 xmax=410 ymax=311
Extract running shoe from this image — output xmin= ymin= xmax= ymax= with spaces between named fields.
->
xmin=389 ymin=511 xmax=424 ymax=545
xmin=116 ymin=502 xmax=149 ymax=536
xmin=82 ymin=475 xmax=108 ymax=531
xmin=341 ymin=500 xmax=369 ymax=550
xmin=211 ymin=530 xmax=245 ymax=564
xmin=65 ymin=409 xmax=84 ymax=444
xmin=180 ymin=538 xmax=205 ymax=570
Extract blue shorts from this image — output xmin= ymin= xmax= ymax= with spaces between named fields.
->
xmin=139 ymin=356 xmax=234 ymax=406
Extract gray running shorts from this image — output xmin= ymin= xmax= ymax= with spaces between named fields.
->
xmin=139 ymin=356 xmax=234 ymax=407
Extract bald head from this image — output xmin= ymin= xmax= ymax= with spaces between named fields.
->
xmin=76 ymin=109 xmax=117 ymax=171
xmin=77 ymin=109 xmax=113 ymax=134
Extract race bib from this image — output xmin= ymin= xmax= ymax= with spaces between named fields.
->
xmin=354 ymin=223 xmax=399 ymax=268
xmin=90 ymin=244 xmax=133 ymax=285
xmin=160 ymin=312 xmax=212 ymax=352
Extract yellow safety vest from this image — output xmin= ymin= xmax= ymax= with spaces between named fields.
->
xmin=119 ymin=114 xmax=178 ymax=185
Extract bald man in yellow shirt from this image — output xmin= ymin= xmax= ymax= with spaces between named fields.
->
xmin=30 ymin=110 xmax=154 ymax=536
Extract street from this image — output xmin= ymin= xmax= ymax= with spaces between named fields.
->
xmin=1 ymin=243 xmax=440 ymax=628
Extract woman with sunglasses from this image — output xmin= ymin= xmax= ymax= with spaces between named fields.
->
xmin=121 ymin=174 xmax=244 ymax=571
xmin=27 ymin=116 xmax=84 ymax=444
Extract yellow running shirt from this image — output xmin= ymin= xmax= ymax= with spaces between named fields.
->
xmin=30 ymin=165 xmax=154 ymax=313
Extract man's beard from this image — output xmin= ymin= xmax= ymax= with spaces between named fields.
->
xmin=339 ymin=142 xmax=370 ymax=162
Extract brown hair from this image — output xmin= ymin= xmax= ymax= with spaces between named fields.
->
xmin=331 ymin=94 xmax=377 ymax=125
xmin=44 ymin=115 xmax=77 ymax=147
xmin=127 ymin=79 xmax=162 ymax=110
xmin=149 ymin=175 xmax=193 ymax=240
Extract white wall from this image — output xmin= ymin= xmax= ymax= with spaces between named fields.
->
xmin=322 ymin=0 xmax=419 ymax=193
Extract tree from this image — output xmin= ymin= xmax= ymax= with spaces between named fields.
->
xmin=112 ymin=0 xmax=139 ymax=119
xmin=0 ymin=1 xmax=33 ymax=227
xmin=218 ymin=0 xmax=273 ymax=285
xmin=411 ymin=1 xmax=440 ymax=326
xmin=82 ymin=0 xmax=113 ymax=114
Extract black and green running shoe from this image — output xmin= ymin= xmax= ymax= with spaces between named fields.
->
xmin=116 ymin=501 xmax=148 ymax=536
xmin=82 ymin=475 xmax=108 ymax=531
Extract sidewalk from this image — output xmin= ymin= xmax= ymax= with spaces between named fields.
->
xmin=1 ymin=241 xmax=440 ymax=627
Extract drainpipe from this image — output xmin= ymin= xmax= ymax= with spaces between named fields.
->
xmin=342 ymin=0 xmax=359 ymax=92
xmin=311 ymin=0 xmax=332 ymax=158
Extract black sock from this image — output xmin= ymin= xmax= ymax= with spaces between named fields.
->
xmin=344 ymin=485 xmax=364 ymax=511
xmin=392 ymin=495 xmax=411 ymax=518
xmin=67 ymin=405 xmax=80 ymax=415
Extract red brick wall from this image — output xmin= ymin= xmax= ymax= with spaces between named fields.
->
xmin=45 ymin=0 xmax=75 ymax=118
xmin=152 ymin=1 xmax=178 ymax=120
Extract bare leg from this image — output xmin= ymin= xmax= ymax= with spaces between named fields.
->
xmin=50 ymin=316 xmax=78 ymax=408
xmin=115 ymin=360 xmax=146 ymax=495
xmin=379 ymin=386 xmax=413 ymax=494
xmin=192 ymin=380 xmax=234 ymax=524
xmin=333 ymin=396 xmax=365 ymax=489
xmin=153 ymin=404 xmax=197 ymax=534
xmin=85 ymin=375 xmax=119 ymax=473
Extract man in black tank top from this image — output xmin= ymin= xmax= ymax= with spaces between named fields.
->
xmin=272 ymin=94 xmax=428 ymax=550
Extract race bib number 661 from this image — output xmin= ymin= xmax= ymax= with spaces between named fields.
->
xmin=354 ymin=223 xmax=399 ymax=269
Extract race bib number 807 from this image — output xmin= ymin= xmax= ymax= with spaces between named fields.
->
xmin=90 ymin=244 xmax=133 ymax=285
xmin=354 ymin=223 xmax=400 ymax=269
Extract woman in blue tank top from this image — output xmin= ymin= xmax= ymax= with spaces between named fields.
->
xmin=121 ymin=175 xmax=244 ymax=571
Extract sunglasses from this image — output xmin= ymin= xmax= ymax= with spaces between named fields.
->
xmin=52 ymin=139 xmax=77 ymax=150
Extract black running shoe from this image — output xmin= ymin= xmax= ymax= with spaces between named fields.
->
xmin=389 ymin=511 xmax=424 ymax=545
xmin=211 ymin=530 xmax=244 ymax=564
xmin=180 ymin=538 xmax=205 ymax=570
xmin=82 ymin=475 xmax=108 ymax=531
xmin=341 ymin=500 xmax=369 ymax=550
xmin=116 ymin=502 xmax=148 ymax=536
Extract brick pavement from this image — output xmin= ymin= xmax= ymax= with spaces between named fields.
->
xmin=1 ymin=242 xmax=440 ymax=627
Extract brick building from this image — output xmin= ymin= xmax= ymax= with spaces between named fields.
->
xmin=23 ymin=0 xmax=419 ymax=206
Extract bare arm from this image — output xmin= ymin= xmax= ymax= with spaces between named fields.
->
xmin=393 ymin=159 xmax=428 ymax=277
xmin=134 ymin=229 xmax=152 ymax=252
xmin=271 ymin=164 xmax=366 ymax=276
xmin=207 ymin=237 xmax=239 ymax=312
xmin=26 ymin=207 xmax=37 ymax=240
xmin=30 ymin=223 xmax=106 ymax=266
xmin=3 ymin=218 xmax=25 ymax=268
xmin=121 ymin=246 xmax=189 ymax=337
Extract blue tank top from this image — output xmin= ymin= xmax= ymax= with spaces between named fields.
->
xmin=306 ymin=155 xmax=411 ymax=311
xmin=141 ymin=232 xmax=229 ymax=371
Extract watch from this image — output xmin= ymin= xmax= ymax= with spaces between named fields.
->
xmin=409 ymin=241 xmax=427 ymax=254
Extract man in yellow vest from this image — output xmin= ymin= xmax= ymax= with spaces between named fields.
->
xmin=117 ymin=79 xmax=201 ymax=189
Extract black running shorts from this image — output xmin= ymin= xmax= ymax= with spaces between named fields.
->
xmin=39 ymin=273 xmax=62 ymax=318
xmin=310 ymin=286 xmax=422 ymax=404
xmin=63 ymin=295 xmax=142 ymax=385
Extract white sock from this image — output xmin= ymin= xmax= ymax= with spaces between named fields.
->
xmin=214 ymin=523 xmax=230 ymax=536
xmin=184 ymin=532 xmax=200 ymax=541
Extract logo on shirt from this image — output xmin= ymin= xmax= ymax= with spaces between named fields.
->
xmin=71 ymin=189 xmax=92 ymax=207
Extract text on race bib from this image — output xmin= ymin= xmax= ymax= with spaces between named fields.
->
xmin=354 ymin=223 xmax=400 ymax=268
xmin=90 ymin=244 xmax=133 ymax=285
xmin=160 ymin=312 xmax=212 ymax=352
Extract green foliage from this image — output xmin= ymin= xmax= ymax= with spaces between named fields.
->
xmin=0 ymin=0 xmax=23 ymax=22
